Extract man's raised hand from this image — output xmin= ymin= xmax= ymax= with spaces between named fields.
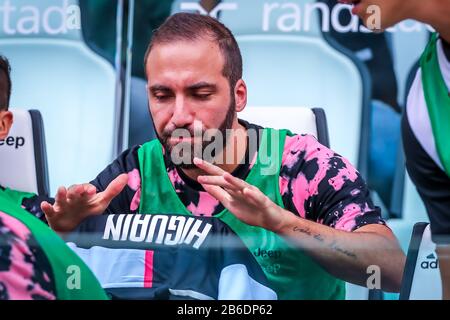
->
xmin=194 ymin=158 xmax=286 ymax=232
xmin=41 ymin=174 xmax=129 ymax=232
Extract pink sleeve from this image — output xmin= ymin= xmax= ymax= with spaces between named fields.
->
xmin=0 ymin=211 xmax=56 ymax=300
xmin=279 ymin=135 xmax=385 ymax=232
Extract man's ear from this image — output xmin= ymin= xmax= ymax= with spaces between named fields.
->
xmin=234 ymin=79 xmax=247 ymax=113
xmin=0 ymin=111 xmax=13 ymax=140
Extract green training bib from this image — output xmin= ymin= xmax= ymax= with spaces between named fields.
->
xmin=137 ymin=128 xmax=345 ymax=300
xmin=421 ymin=33 xmax=450 ymax=176
xmin=0 ymin=191 xmax=108 ymax=300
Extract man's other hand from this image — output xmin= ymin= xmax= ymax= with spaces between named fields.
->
xmin=41 ymin=174 xmax=128 ymax=232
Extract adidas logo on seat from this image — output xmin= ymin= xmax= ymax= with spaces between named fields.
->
xmin=421 ymin=252 xmax=439 ymax=269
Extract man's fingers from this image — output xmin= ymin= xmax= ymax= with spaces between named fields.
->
xmin=41 ymin=201 xmax=56 ymax=218
xmin=223 ymin=172 xmax=250 ymax=190
xmin=225 ymin=187 xmax=247 ymax=199
xmin=67 ymin=184 xmax=96 ymax=198
xmin=67 ymin=184 xmax=85 ymax=201
xmin=243 ymin=186 xmax=269 ymax=207
xmin=101 ymin=174 xmax=129 ymax=204
xmin=194 ymin=158 xmax=250 ymax=192
xmin=82 ymin=183 xmax=97 ymax=196
xmin=193 ymin=158 xmax=226 ymax=176
xmin=201 ymin=183 xmax=231 ymax=204
xmin=54 ymin=186 xmax=68 ymax=206
xmin=197 ymin=175 xmax=237 ymax=191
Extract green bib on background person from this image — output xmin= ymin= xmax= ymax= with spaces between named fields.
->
xmin=0 ymin=186 xmax=35 ymax=206
xmin=138 ymin=127 xmax=345 ymax=300
xmin=421 ymin=33 xmax=450 ymax=177
xmin=0 ymin=190 xmax=108 ymax=300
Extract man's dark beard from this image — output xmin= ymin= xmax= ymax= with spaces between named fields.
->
xmin=159 ymin=97 xmax=236 ymax=169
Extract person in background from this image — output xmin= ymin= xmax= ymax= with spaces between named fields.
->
xmin=321 ymin=0 xmax=401 ymax=215
xmin=0 ymin=55 xmax=107 ymax=300
xmin=341 ymin=0 xmax=450 ymax=299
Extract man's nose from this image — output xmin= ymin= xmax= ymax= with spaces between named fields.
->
xmin=171 ymin=95 xmax=194 ymax=127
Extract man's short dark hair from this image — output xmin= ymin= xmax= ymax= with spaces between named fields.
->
xmin=144 ymin=13 xmax=243 ymax=92
xmin=0 ymin=55 xmax=12 ymax=110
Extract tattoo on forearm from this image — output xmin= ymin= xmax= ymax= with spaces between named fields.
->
xmin=330 ymin=241 xmax=357 ymax=259
xmin=292 ymin=226 xmax=357 ymax=259
xmin=293 ymin=226 xmax=313 ymax=237
xmin=314 ymin=234 xmax=325 ymax=242
xmin=293 ymin=226 xmax=325 ymax=243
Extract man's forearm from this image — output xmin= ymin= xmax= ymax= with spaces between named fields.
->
xmin=436 ymin=246 xmax=450 ymax=300
xmin=272 ymin=209 xmax=405 ymax=292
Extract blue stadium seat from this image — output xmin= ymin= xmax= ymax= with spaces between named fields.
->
xmin=350 ymin=169 xmax=425 ymax=300
xmin=0 ymin=0 xmax=119 ymax=193
xmin=236 ymin=35 xmax=369 ymax=171
xmin=387 ymin=173 xmax=429 ymax=254
xmin=390 ymin=20 xmax=430 ymax=106
xmin=128 ymin=76 xmax=156 ymax=147
xmin=400 ymin=223 xmax=442 ymax=300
